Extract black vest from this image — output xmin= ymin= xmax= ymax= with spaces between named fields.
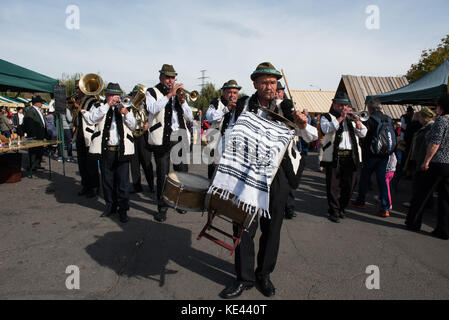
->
xmin=147 ymin=83 xmax=187 ymax=150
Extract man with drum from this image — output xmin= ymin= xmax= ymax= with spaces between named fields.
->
xmin=145 ymin=64 xmax=193 ymax=222
xmin=219 ymin=62 xmax=317 ymax=299
xmin=205 ymin=79 xmax=242 ymax=179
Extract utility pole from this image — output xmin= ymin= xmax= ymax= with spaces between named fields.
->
xmin=198 ymin=70 xmax=209 ymax=90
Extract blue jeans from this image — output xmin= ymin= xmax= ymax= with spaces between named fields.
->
xmin=356 ymin=157 xmax=390 ymax=211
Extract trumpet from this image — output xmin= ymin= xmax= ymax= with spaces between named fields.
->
xmin=176 ymin=87 xmax=199 ymax=102
xmin=119 ymin=84 xmax=149 ymax=137
xmin=348 ymin=110 xmax=369 ymax=122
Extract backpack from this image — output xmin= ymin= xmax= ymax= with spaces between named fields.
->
xmin=370 ymin=115 xmax=397 ymax=156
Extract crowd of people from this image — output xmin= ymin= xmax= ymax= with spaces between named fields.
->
xmin=1 ymin=61 xmax=448 ymax=300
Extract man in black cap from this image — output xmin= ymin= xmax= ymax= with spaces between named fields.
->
xmin=320 ymin=92 xmax=367 ymax=223
xmin=72 ymin=79 xmax=100 ymax=198
xmin=23 ymin=95 xmax=48 ymax=173
xmin=128 ymin=85 xmax=154 ymax=194
xmin=145 ymin=64 xmax=193 ymax=222
xmin=205 ymin=79 xmax=242 ymax=179
xmin=83 ymin=83 xmax=137 ymax=223
xmin=219 ymin=62 xmax=317 ymax=299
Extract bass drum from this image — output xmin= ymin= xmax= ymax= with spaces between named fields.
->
xmin=162 ymin=172 xmax=210 ymax=212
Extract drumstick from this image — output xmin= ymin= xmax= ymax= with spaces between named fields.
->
xmin=281 ymin=69 xmax=300 ymax=112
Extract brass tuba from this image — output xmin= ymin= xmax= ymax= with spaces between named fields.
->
xmin=120 ymin=84 xmax=148 ymax=137
xmin=69 ymin=73 xmax=104 ymax=126
xmin=79 ymin=73 xmax=104 ymax=96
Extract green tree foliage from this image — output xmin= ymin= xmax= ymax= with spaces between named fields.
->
xmin=59 ymin=72 xmax=82 ymax=97
xmin=190 ymin=83 xmax=221 ymax=112
xmin=406 ymin=35 xmax=449 ymax=83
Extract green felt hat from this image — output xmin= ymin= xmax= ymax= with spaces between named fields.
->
xmin=129 ymin=85 xmax=139 ymax=95
xmin=221 ymin=79 xmax=241 ymax=90
xmin=276 ymin=81 xmax=285 ymax=90
xmin=159 ymin=64 xmax=178 ymax=77
xmin=105 ymin=83 xmax=123 ymax=95
xmin=333 ymin=92 xmax=350 ymax=105
xmin=250 ymin=62 xmax=282 ymax=81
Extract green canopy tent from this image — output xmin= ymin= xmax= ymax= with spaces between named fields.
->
xmin=366 ymin=58 xmax=449 ymax=106
xmin=0 ymin=59 xmax=58 ymax=93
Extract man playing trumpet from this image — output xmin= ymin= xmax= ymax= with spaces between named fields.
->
xmin=320 ymin=93 xmax=367 ymax=223
xmin=145 ymin=64 xmax=193 ymax=222
xmin=83 ymin=83 xmax=137 ymax=223
xmin=205 ymin=79 xmax=242 ymax=179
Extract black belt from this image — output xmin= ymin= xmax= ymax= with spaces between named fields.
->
xmin=338 ymin=150 xmax=352 ymax=157
xmin=107 ymin=146 xmax=119 ymax=151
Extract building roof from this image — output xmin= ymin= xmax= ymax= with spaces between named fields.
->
xmin=289 ymin=90 xmax=335 ymax=114
xmin=337 ymin=75 xmax=412 ymax=119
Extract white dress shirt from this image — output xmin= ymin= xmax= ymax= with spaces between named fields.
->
xmin=86 ymin=103 xmax=137 ymax=146
xmin=145 ymin=91 xmax=193 ymax=131
xmin=33 ymin=106 xmax=46 ymax=127
xmin=18 ymin=113 xmax=24 ymax=125
xmin=206 ymin=102 xmax=229 ymax=123
xmin=320 ymin=116 xmax=367 ymax=150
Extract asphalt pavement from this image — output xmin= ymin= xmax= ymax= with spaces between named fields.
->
xmin=0 ymin=150 xmax=448 ymax=300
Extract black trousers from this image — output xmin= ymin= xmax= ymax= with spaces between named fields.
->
xmin=208 ymin=163 xmax=216 ymax=180
xmin=285 ymin=155 xmax=306 ymax=214
xmin=233 ymin=167 xmax=290 ymax=283
xmin=100 ymin=150 xmax=130 ymax=213
xmin=406 ymin=163 xmax=449 ymax=237
xmin=77 ymin=143 xmax=100 ymax=190
xmin=153 ymin=143 xmax=188 ymax=210
xmin=325 ymin=157 xmax=358 ymax=216
xmin=28 ymin=146 xmax=43 ymax=170
xmin=130 ymin=135 xmax=154 ymax=189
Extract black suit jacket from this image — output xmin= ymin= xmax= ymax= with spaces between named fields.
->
xmin=24 ymin=107 xmax=47 ymax=139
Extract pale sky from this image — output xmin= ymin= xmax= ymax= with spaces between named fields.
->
xmin=1 ymin=0 xmax=448 ymax=95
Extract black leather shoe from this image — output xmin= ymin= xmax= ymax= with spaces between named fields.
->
xmin=119 ymin=213 xmax=129 ymax=223
xmin=285 ymin=211 xmax=296 ymax=219
xmin=431 ymin=229 xmax=449 ymax=240
xmin=176 ymin=209 xmax=187 ymax=214
xmin=339 ymin=211 xmax=346 ymax=219
xmin=219 ymin=281 xmax=253 ymax=299
xmin=78 ymin=188 xmax=88 ymax=196
xmin=155 ymin=211 xmax=167 ymax=222
xmin=131 ymin=184 xmax=143 ymax=194
xmin=256 ymin=276 xmax=275 ymax=297
xmin=85 ymin=188 xmax=97 ymax=198
xmin=328 ymin=215 xmax=340 ymax=223
xmin=101 ymin=205 xmax=117 ymax=217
